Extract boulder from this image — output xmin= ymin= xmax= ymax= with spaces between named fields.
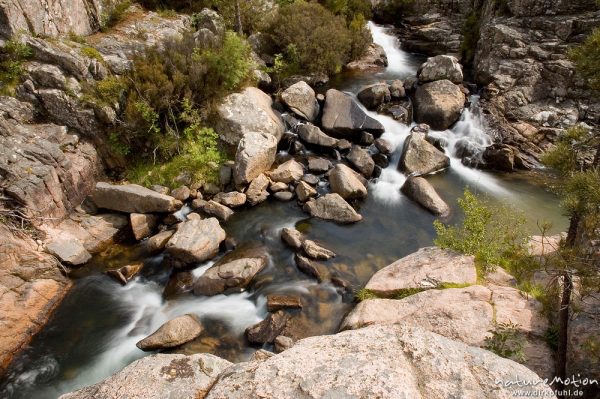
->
xmin=106 ymin=263 xmax=144 ymax=285
xmin=165 ymin=217 xmax=226 ymax=266
xmin=137 ymin=314 xmax=203 ymax=351
xmin=295 ymin=254 xmax=328 ymax=282
xmin=418 ymin=55 xmax=464 ymax=84
xmin=345 ymin=43 xmax=388 ymax=71
xmin=93 ymin=183 xmax=182 ymax=214
xmin=482 ymin=144 xmax=517 ymax=171
xmin=347 ymin=146 xmax=375 ymax=178
xmin=321 ymin=89 xmax=384 ymax=138
xmin=295 ymin=181 xmax=317 ymax=202
xmin=307 ymin=157 xmax=332 ymax=174
xmin=46 ymin=239 xmax=91 ymax=266
xmin=357 ymin=83 xmax=391 ymax=110
xmin=280 ymin=81 xmax=319 ymax=122
xmin=329 ymin=164 xmax=367 ymax=200
xmin=246 ymin=174 xmax=270 ymax=206
xmin=206 ymin=324 xmax=556 ymax=399
xmin=398 ymin=131 xmax=450 ymax=175
xmin=413 ymin=80 xmax=466 ymax=130
xmin=303 ymin=194 xmax=362 ymax=224
xmin=130 ymin=213 xmax=158 ymax=241
xmin=245 ymin=310 xmax=290 ymax=344
xmin=59 ymin=353 xmax=231 ymax=399
xmin=302 ymin=240 xmax=335 ymax=260
xmin=234 ymin=131 xmax=278 ymax=185
xmin=374 ymin=138 xmax=394 ymax=155
xmin=365 ymin=247 xmax=477 ymax=295
xmin=389 ymin=80 xmax=405 ymax=99
xmin=196 ymin=200 xmax=234 ymax=222
xmin=147 ymin=230 xmax=175 ymax=254
xmin=281 ymin=228 xmax=304 ymax=250
xmin=297 ymin=124 xmax=339 ymax=148
xmin=170 ymin=186 xmax=191 ymax=202
xmin=274 ymin=191 xmax=294 ymax=201
xmin=194 ymin=247 xmax=268 ymax=296
xmin=267 ymin=295 xmax=303 ymax=312
xmin=213 ymin=192 xmax=246 ymax=208
xmin=269 ymin=159 xmax=304 ymax=184
xmin=216 ymin=87 xmax=284 ymax=146
xmin=401 ymin=177 xmax=450 ymax=217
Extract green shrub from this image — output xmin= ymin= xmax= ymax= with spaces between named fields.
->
xmin=484 ymin=321 xmax=526 ymax=362
xmin=460 ymin=11 xmax=480 ymax=63
xmin=81 ymin=46 xmax=104 ymax=62
xmin=68 ymin=31 xmax=87 ymax=44
xmin=434 ymin=189 xmax=528 ymax=275
xmin=101 ymin=0 xmax=132 ymax=31
xmin=0 ymin=39 xmax=32 ymax=95
xmin=569 ymin=27 xmax=600 ymax=91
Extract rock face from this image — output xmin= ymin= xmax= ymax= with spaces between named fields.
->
xmin=280 ymin=81 xmax=319 ymax=122
xmin=165 ymin=217 xmax=226 ymax=266
xmin=303 ymin=194 xmax=362 ymax=224
xmin=233 ymin=131 xmax=278 ymax=185
xmin=329 ymin=164 xmax=368 ymax=200
xmin=365 ymin=247 xmax=477 ymax=294
xmin=413 ymin=80 xmax=466 ymax=130
xmin=59 ymin=353 xmax=231 ymax=399
xmin=297 ymin=124 xmax=339 ymax=148
xmin=194 ymin=247 xmax=268 ymax=296
xmin=357 ymin=83 xmax=391 ymax=110
xmin=399 ymin=131 xmax=450 ymax=175
xmin=137 ymin=315 xmax=203 ymax=351
xmin=93 ymin=183 xmax=182 ymax=214
xmin=217 ymin=87 xmax=284 ymax=146
xmin=206 ymin=324 xmax=556 ymax=399
xmin=321 ymin=89 xmax=384 ymax=138
xmin=401 ymin=177 xmax=450 ymax=216
xmin=418 ymin=55 xmax=463 ymax=83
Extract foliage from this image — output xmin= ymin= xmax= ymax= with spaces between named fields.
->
xmin=544 ymin=325 xmax=559 ymax=351
xmin=81 ymin=46 xmax=104 ymax=62
xmin=68 ymin=32 xmax=87 ymax=44
xmin=0 ymin=39 xmax=32 ymax=95
xmin=484 ymin=321 xmax=527 ymax=362
xmin=569 ymin=27 xmax=600 ymax=91
xmin=434 ymin=189 xmax=528 ymax=275
xmin=373 ymin=0 xmax=414 ymax=23
xmin=101 ymin=1 xmax=132 ymax=31
xmin=320 ymin=0 xmax=372 ymax=23
xmin=356 ymin=283 xmax=472 ymax=302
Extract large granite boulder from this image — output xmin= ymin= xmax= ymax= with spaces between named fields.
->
xmin=329 ymin=164 xmax=368 ymax=200
xmin=280 ymin=81 xmax=319 ymax=122
xmin=59 ymin=353 xmax=231 ymax=399
xmin=347 ymin=145 xmax=375 ymax=178
xmin=165 ymin=216 xmax=226 ymax=266
xmin=398 ymin=130 xmax=450 ymax=175
xmin=92 ymin=183 xmax=182 ymax=214
xmin=137 ymin=314 xmax=204 ymax=351
xmin=357 ymin=83 xmax=391 ymax=110
xmin=233 ymin=131 xmax=278 ymax=185
xmin=297 ymin=124 xmax=339 ymax=148
xmin=45 ymin=239 xmax=91 ymax=266
xmin=206 ymin=324 xmax=556 ymax=398
xmin=321 ymin=89 xmax=384 ymax=138
xmin=413 ymin=80 xmax=466 ymax=130
xmin=268 ymin=159 xmax=304 ymax=184
xmin=401 ymin=177 xmax=450 ymax=216
xmin=345 ymin=43 xmax=388 ymax=71
xmin=303 ymin=193 xmax=362 ymax=224
xmin=418 ymin=55 xmax=464 ymax=84
xmin=216 ymin=87 xmax=284 ymax=146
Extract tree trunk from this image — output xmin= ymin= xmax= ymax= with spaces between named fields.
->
xmin=234 ymin=0 xmax=243 ymax=35
xmin=555 ymin=213 xmax=579 ymax=397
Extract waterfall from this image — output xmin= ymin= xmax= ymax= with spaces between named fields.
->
xmin=367 ymin=21 xmax=418 ymax=77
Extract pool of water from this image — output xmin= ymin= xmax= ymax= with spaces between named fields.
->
xmin=0 ymin=23 xmax=568 ymax=399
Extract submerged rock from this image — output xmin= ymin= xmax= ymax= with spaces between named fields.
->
xmin=401 ymin=177 xmax=450 ymax=217
xmin=321 ymin=89 xmax=384 ymax=139
xmin=92 ymin=183 xmax=182 ymax=214
xmin=137 ymin=314 xmax=203 ymax=351
xmin=165 ymin=216 xmax=226 ymax=266
xmin=303 ymin=194 xmax=362 ymax=224
xmin=302 ymin=240 xmax=335 ymax=260
xmin=267 ymin=295 xmax=303 ymax=312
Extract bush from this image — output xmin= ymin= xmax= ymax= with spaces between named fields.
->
xmin=484 ymin=321 xmax=526 ymax=362
xmin=373 ymin=0 xmax=414 ymax=23
xmin=0 ymin=39 xmax=32 ymax=95
xmin=461 ymin=11 xmax=480 ymax=64
xmin=434 ymin=189 xmax=528 ymax=275
xmin=569 ymin=27 xmax=600 ymax=91
xmin=101 ymin=0 xmax=132 ymax=31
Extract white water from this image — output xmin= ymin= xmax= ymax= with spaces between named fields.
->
xmin=368 ymin=21 xmax=417 ymax=76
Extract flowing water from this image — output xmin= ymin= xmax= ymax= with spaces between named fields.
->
xmin=0 ymin=23 xmax=568 ymax=398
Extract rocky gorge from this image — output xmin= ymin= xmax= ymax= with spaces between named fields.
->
xmin=0 ymin=0 xmax=598 ymax=398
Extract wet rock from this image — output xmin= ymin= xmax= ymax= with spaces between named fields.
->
xmin=280 ymin=81 xmax=319 ymax=122
xmin=274 ymin=191 xmax=294 ymax=201
xmin=303 ymin=194 xmax=362 ymax=224
xmin=321 ymin=89 xmax=384 ymax=139
xmin=360 ymin=132 xmax=375 ymax=146
xmin=60 ymin=353 xmax=231 ymax=399
xmin=46 ymin=239 xmax=91 ymax=266
xmin=329 ymin=164 xmax=368 ymax=200
xmin=366 ymin=247 xmax=476 ymax=295
xmin=295 ymin=181 xmax=317 ymax=202
xmin=93 ymin=183 xmax=182 ymax=214
xmin=267 ymin=295 xmax=303 ymax=312
xmin=372 ymin=153 xmax=390 ymax=168
xmin=269 ymin=181 xmax=288 ymax=193
xmin=269 ymin=159 xmax=304 ymax=184
xmin=398 ymin=130 xmax=450 ymax=175
xmin=374 ymin=138 xmax=394 ymax=155
xmin=347 ymin=146 xmax=375 ymax=178
xmin=216 ymin=87 xmax=284 ymax=146
xmin=206 ymin=324 xmax=555 ymax=399
xmin=401 ymin=177 xmax=450 ymax=217
xmin=213 ymin=191 xmax=246 ymax=208
xmin=168 ymin=186 xmax=189 ymax=202
xmin=274 ymin=336 xmax=295 ymax=353
xmin=106 ymin=263 xmax=144 ymax=285
xmin=294 ymin=254 xmax=328 ymax=282
xmin=245 ymin=310 xmax=290 ymax=344
xmin=194 ymin=247 xmax=268 ymax=296
xmin=136 ymin=315 xmax=203 ymax=351
xmin=357 ymin=83 xmax=391 ymax=110
xmin=336 ymin=139 xmax=353 ymax=152
xmin=130 ymin=213 xmax=158 ymax=241
xmin=302 ymin=174 xmax=320 ymax=185
xmin=482 ymin=144 xmax=517 ymax=171
xmin=246 ymin=174 xmax=270 ymax=206
xmin=302 ymin=240 xmax=335 ymax=260
xmin=345 ymin=43 xmax=388 ymax=71
xmin=389 ymin=80 xmax=406 ymax=99
xmin=413 ymin=79 xmax=466 ymax=130
xmin=378 ymin=102 xmax=412 ymax=124
xmin=198 ymin=200 xmax=234 ymax=222
xmin=307 ymin=157 xmax=332 ymax=174
xmin=297 ymin=124 xmax=339 ymax=148
xmin=418 ymin=55 xmax=464 ymax=84
xmin=281 ymin=228 xmax=304 ymax=250
xmin=147 ymin=230 xmax=175 ymax=254
xmin=165 ymin=217 xmax=226 ymax=266
xmin=163 ymin=271 xmax=194 ymax=299
xmin=233 ymin=131 xmax=278 ymax=185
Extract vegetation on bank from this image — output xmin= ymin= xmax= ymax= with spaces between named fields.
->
xmin=569 ymin=27 xmax=600 ymax=91
xmin=0 ymin=39 xmax=32 ymax=96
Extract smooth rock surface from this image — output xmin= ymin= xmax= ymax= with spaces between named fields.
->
xmin=280 ymin=81 xmax=319 ymax=122
xmin=269 ymin=159 xmax=304 ymax=184
xmin=321 ymin=89 xmax=384 ymax=138
xmin=93 ymin=183 xmax=181 ymax=214
xmin=347 ymin=146 xmax=375 ymax=178
xmin=413 ymin=79 xmax=466 ymax=130
xmin=165 ymin=217 xmax=226 ymax=266
xmin=401 ymin=177 xmax=450 ymax=216
xmin=297 ymin=124 xmax=339 ymax=148
xmin=137 ymin=315 xmax=203 ymax=351
xmin=233 ymin=131 xmax=278 ymax=185
xmin=329 ymin=164 xmax=368 ymax=200
xmin=398 ymin=131 xmax=450 ymax=175
xmin=46 ymin=239 xmax=91 ymax=266
xmin=303 ymin=194 xmax=362 ymax=224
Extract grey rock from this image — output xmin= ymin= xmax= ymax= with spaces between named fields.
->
xmin=398 ymin=131 xmax=450 ymax=175
xmin=297 ymin=124 xmax=339 ymax=148
xmin=329 ymin=164 xmax=368 ymax=200
xmin=401 ymin=177 xmax=450 ymax=217
xmin=303 ymin=194 xmax=362 ymax=224
xmin=321 ymin=89 xmax=384 ymax=138
xmin=234 ymin=131 xmax=278 ymax=185
xmin=269 ymin=159 xmax=304 ymax=183
xmin=414 ymin=79 xmax=466 ymax=130
xmin=357 ymin=83 xmax=391 ymax=110
xmin=170 ymin=186 xmax=191 ymax=202
xmin=418 ymin=55 xmax=464 ymax=83
xmin=274 ymin=191 xmax=294 ymax=201
xmin=347 ymin=146 xmax=375 ymax=178
xmin=345 ymin=43 xmax=388 ymax=71
xmin=197 ymin=200 xmax=234 ymax=222
xmin=307 ymin=157 xmax=332 ymax=174
xmin=46 ymin=239 xmax=91 ymax=266
xmin=213 ymin=192 xmax=246 ymax=208
xmin=93 ymin=183 xmax=182 ymax=214
xmin=280 ymin=81 xmax=319 ymax=122
xmin=246 ymin=174 xmax=270 ymax=206
xmin=165 ymin=217 xmax=226 ymax=266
